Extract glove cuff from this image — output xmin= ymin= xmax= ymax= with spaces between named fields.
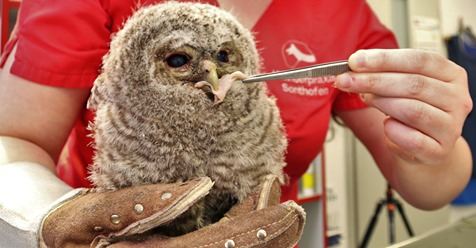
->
xmin=0 ymin=162 xmax=73 ymax=247
xmin=38 ymin=188 xmax=88 ymax=247
xmin=40 ymin=177 xmax=214 ymax=248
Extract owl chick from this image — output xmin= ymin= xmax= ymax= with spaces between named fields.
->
xmin=87 ymin=2 xmax=287 ymax=236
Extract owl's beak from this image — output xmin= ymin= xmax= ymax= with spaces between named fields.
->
xmin=202 ymin=60 xmax=219 ymax=91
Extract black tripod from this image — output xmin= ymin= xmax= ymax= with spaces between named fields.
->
xmin=359 ymin=183 xmax=414 ymax=248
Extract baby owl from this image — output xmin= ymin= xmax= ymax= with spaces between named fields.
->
xmin=87 ymin=1 xmax=287 ymax=236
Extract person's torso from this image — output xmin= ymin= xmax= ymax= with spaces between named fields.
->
xmin=59 ymin=0 xmax=390 ymax=201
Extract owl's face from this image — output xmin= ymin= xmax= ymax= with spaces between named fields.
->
xmin=153 ymin=38 xmax=246 ymax=97
xmin=157 ymin=40 xmax=243 ymax=83
xmin=100 ymin=2 xmax=260 ymax=110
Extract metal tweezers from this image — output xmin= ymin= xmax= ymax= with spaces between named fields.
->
xmin=242 ymin=60 xmax=351 ymax=83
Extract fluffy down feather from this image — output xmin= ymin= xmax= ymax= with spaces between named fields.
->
xmin=88 ymin=1 xmax=287 ymax=236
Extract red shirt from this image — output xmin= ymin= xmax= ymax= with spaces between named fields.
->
xmin=1 ymin=0 xmax=398 ymax=202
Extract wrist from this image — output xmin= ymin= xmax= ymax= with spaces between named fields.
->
xmin=0 ymin=136 xmax=56 ymax=172
xmin=392 ymin=137 xmax=472 ymax=210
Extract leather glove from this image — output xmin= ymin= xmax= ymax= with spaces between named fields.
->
xmin=39 ymin=177 xmax=214 ymax=247
xmin=40 ymin=175 xmax=306 ymax=248
xmin=102 ymin=175 xmax=306 ymax=248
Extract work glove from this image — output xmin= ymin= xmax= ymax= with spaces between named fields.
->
xmin=40 ymin=175 xmax=306 ymax=248
xmin=39 ymin=177 xmax=213 ymax=247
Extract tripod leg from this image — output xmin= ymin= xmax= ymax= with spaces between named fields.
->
xmin=386 ymin=183 xmax=396 ymax=244
xmin=387 ymin=201 xmax=395 ymax=244
xmin=395 ymin=199 xmax=415 ymax=237
xmin=359 ymin=200 xmax=385 ymax=248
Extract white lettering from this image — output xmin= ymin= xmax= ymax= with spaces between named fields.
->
xmin=282 ymin=75 xmax=335 ymax=87
xmin=282 ymin=83 xmax=329 ymax=96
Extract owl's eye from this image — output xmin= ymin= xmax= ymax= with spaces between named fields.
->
xmin=165 ymin=54 xmax=190 ymax=68
xmin=217 ymin=50 xmax=229 ymax=63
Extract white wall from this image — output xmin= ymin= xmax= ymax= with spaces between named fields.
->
xmin=439 ymin=0 xmax=476 ymax=37
xmin=324 ymin=122 xmax=354 ymax=248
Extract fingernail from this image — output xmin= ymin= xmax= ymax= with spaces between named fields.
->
xmin=334 ymin=73 xmax=352 ymax=89
xmin=359 ymin=93 xmax=367 ymax=102
xmin=351 ymin=50 xmax=368 ymax=68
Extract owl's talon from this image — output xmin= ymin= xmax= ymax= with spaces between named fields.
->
xmin=218 ymin=216 xmax=230 ymax=222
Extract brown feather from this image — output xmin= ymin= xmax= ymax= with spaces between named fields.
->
xmin=88 ymin=2 xmax=287 ymax=236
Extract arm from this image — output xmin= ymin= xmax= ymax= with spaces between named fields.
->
xmin=0 ymin=46 xmax=90 ymax=245
xmin=0 ymin=46 xmax=91 ymax=165
xmin=334 ymin=49 xmax=473 ymax=210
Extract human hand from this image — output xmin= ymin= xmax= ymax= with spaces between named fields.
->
xmin=40 ymin=177 xmax=214 ymax=247
xmin=40 ymin=175 xmax=306 ymax=248
xmin=108 ymin=175 xmax=306 ymax=248
xmin=334 ymin=49 xmax=473 ymax=165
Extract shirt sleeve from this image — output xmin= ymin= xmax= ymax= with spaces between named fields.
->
xmin=1 ymin=0 xmax=112 ymax=88
xmin=356 ymin=2 xmax=400 ymax=50
xmin=332 ymin=2 xmax=399 ymax=112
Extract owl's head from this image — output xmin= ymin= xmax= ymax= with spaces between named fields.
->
xmin=94 ymin=2 xmax=261 ymax=111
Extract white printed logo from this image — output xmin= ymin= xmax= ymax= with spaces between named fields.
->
xmin=279 ymin=40 xmax=333 ymax=97
xmin=282 ymin=40 xmax=316 ymax=68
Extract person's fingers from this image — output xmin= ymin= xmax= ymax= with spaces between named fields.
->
xmin=346 ymin=49 xmax=463 ymax=82
xmin=335 ymin=72 xmax=456 ymax=112
xmin=109 ymin=201 xmax=306 ymax=248
xmin=362 ymin=94 xmax=455 ymax=147
xmin=41 ymin=178 xmax=213 ymax=248
xmin=333 ymin=48 xmax=473 ymax=164
xmin=382 ymin=117 xmax=442 ymax=163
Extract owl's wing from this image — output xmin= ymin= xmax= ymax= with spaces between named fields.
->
xmin=87 ymin=74 xmax=106 ymax=110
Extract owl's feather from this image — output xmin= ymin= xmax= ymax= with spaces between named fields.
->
xmin=88 ymin=2 xmax=287 ymax=236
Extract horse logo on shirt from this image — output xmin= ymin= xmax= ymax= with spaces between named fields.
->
xmin=282 ymin=40 xmax=317 ymax=68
